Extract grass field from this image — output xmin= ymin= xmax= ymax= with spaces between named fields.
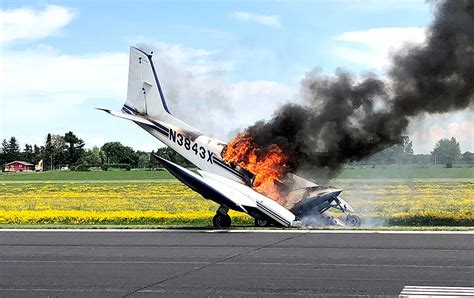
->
xmin=1 ymin=177 xmax=472 ymax=227
xmin=0 ymin=169 xmax=174 ymax=181
xmin=1 ymin=165 xmax=472 ymax=227
xmin=332 ymin=178 xmax=473 ymax=226
xmin=1 ymin=164 xmax=472 ymax=181
xmin=0 ymin=181 xmax=253 ymax=226
xmin=337 ymin=164 xmax=473 ymax=179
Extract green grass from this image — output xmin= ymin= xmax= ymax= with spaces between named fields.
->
xmin=0 ymin=169 xmax=174 ymax=181
xmin=336 ymin=164 xmax=473 ymax=179
xmin=1 ymin=164 xmax=472 ymax=181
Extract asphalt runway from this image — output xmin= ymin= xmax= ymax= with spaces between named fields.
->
xmin=0 ymin=230 xmax=473 ymax=297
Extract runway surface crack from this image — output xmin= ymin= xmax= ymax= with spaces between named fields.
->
xmin=123 ymin=232 xmax=308 ymax=297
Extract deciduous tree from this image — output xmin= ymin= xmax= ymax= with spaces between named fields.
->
xmin=101 ymin=142 xmax=138 ymax=166
xmin=154 ymin=147 xmax=193 ymax=167
xmin=431 ymin=137 xmax=461 ymax=168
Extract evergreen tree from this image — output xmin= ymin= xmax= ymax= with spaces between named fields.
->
xmin=33 ymin=145 xmax=42 ymax=164
xmin=7 ymin=137 xmax=20 ymax=161
xmin=52 ymin=134 xmax=65 ymax=167
xmin=23 ymin=144 xmax=34 ymax=162
xmin=64 ymin=131 xmax=85 ymax=166
xmin=1 ymin=139 xmax=8 ymax=153
xmin=43 ymin=133 xmax=54 ymax=170
xmin=0 ymin=139 xmax=9 ymax=165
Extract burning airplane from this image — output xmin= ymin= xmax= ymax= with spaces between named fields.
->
xmin=99 ymin=46 xmax=359 ymax=228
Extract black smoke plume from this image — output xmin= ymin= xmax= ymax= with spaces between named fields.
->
xmin=242 ymin=0 xmax=473 ymax=178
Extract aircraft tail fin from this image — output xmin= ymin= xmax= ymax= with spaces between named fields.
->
xmin=124 ymin=46 xmax=171 ymax=119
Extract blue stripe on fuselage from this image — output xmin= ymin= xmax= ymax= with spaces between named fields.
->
xmin=148 ymin=119 xmax=170 ymax=135
xmin=123 ymin=104 xmax=139 ymax=114
xmin=121 ymin=106 xmax=169 ymax=137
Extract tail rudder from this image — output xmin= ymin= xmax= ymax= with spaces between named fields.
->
xmin=125 ymin=46 xmax=171 ymax=119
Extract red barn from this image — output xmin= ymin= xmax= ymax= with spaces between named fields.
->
xmin=4 ymin=161 xmax=34 ymax=172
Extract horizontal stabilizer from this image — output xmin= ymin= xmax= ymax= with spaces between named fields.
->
xmin=96 ymin=108 xmax=156 ymax=126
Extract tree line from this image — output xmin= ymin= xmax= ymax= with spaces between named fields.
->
xmin=358 ymin=136 xmax=473 ymax=168
xmin=1 ymin=132 xmax=472 ymax=171
xmin=0 ymin=132 xmax=192 ymax=171
xmin=1 ymin=132 xmax=86 ymax=170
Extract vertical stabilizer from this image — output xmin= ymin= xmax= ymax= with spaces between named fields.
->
xmin=125 ymin=46 xmax=171 ymax=119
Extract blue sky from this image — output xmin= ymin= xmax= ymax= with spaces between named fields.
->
xmin=1 ymin=0 xmax=472 ymax=153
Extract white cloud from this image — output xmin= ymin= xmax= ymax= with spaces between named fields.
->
xmin=1 ymin=48 xmax=128 ymax=101
xmin=336 ymin=27 xmax=426 ymax=50
xmin=334 ymin=27 xmax=426 ymax=70
xmin=138 ymin=42 xmax=235 ymax=75
xmin=231 ymin=11 xmax=281 ymax=28
xmin=0 ymin=46 xmax=129 ymax=150
xmin=0 ymin=5 xmax=76 ymax=44
xmin=150 ymin=42 xmax=216 ymax=64
xmin=408 ymin=110 xmax=474 ymax=153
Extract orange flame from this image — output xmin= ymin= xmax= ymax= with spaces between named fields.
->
xmin=223 ymin=133 xmax=290 ymax=204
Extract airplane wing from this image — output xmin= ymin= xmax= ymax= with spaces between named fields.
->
xmin=152 ymin=154 xmax=297 ymax=227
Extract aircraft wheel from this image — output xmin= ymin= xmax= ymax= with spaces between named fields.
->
xmin=345 ymin=215 xmax=361 ymax=228
xmin=255 ymin=218 xmax=270 ymax=227
xmin=213 ymin=213 xmax=231 ymax=228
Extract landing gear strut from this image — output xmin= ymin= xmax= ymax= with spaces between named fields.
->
xmin=332 ymin=196 xmax=361 ymax=228
xmin=212 ymin=205 xmax=231 ymax=228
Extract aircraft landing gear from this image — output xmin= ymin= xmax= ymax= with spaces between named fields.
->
xmin=345 ymin=214 xmax=361 ymax=228
xmin=213 ymin=205 xmax=231 ymax=228
xmin=213 ymin=213 xmax=231 ymax=228
xmin=255 ymin=218 xmax=271 ymax=227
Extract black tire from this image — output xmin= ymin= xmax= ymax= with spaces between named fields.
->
xmin=255 ymin=218 xmax=270 ymax=227
xmin=345 ymin=215 xmax=361 ymax=228
xmin=213 ymin=213 xmax=231 ymax=228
